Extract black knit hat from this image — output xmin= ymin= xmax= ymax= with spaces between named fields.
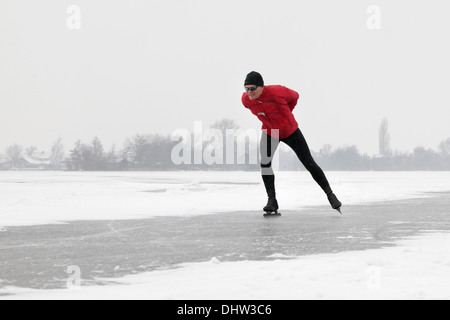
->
xmin=244 ymin=71 xmax=264 ymax=87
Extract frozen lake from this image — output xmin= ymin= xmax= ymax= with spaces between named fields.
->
xmin=1 ymin=171 xmax=450 ymax=227
xmin=1 ymin=171 xmax=450 ymax=299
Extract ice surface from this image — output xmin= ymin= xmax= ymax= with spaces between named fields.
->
xmin=2 ymin=232 xmax=450 ymax=300
xmin=1 ymin=171 xmax=450 ymax=300
xmin=1 ymin=171 xmax=450 ymax=227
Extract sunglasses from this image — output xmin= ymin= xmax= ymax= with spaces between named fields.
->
xmin=245 ymin=86 xmax=259 ymax=92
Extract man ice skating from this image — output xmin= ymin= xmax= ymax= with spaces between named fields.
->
xmin=241 ymin=71 xmax=342 ymax=215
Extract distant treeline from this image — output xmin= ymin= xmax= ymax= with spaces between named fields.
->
xmin=2 ymin=119 xmax=450 ymax=171
xmin=293 ymin=145 xmax=450 ymax=171
xmin=57 ymin=135 xmax=450 ymax=171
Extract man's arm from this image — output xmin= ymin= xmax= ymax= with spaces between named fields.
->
xmin=282 ymin=86 xmax=300 ymax=111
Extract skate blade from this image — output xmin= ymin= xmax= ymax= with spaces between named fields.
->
xmin=335 ymin=208 xmax=342 ymax=215
xmin=263 ymin=211 xmax=281 ymax=217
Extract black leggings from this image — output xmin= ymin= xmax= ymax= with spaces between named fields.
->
xmin=260 ymin=128 xmax=332 ymax=198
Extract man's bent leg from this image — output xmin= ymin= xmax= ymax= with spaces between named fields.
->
xmin=260 ymin=131 xmax=280 ymax=198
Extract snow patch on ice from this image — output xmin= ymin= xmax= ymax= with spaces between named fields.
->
xmin=267 ymin=253 xmax=298 ymax=259
xmin=208 ymin=257 xmax=221 ymax=264
xmin=366 ymin=257 xmax=385 ymax=267
xmin=388 ymin=221 xmax=410 ymax=225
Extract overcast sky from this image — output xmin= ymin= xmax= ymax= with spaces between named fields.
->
xmin=1 ymin=0 xmax=449 ymax=156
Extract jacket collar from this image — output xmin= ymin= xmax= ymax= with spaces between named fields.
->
xmin=257 ymin=86 xmax=267 ymax=101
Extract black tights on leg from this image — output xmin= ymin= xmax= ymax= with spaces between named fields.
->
xmin=260 ymin=129 xmax=333 ymax=198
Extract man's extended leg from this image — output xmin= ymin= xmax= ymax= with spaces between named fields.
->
xmin=282 ymin=129 xmax=342 ymax=210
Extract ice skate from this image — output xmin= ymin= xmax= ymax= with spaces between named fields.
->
xmin=263 ymin=197 xmax=281 ymax=217
xmin=328 ymin=193 xmax=342 ymax=214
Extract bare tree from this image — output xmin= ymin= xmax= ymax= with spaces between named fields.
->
xmin=210 ymin=119 xmax=239 ymax=132
xmin=320 ymin=144 xmax=332 ymax=157
xmin=107 ymin=144 xmax=118 ymax=164
xmin=123 ymin=134 xmax=148 ymax=167
xmin=6 ymin=144 xmax=24 ymax=168
xmin=208 ymin=119 xmax=240 ymax=167
xmin=379 ymin=118 xmax=392 ymax=156
xmin=50 ymin=137 xmax=65 ymax=169
xmin=439 ymin=138 xmax=450 ymax=157
xmin=68 ymin=138 xmax=108 ymax=171
xmin=69 ymin=140 xmax=83 ymax=170
xmin=91 ymin=137 xmax=104 ymax=160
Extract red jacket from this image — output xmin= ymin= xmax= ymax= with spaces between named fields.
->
xmin=242 ymin=85 xmax=300 ymax=139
